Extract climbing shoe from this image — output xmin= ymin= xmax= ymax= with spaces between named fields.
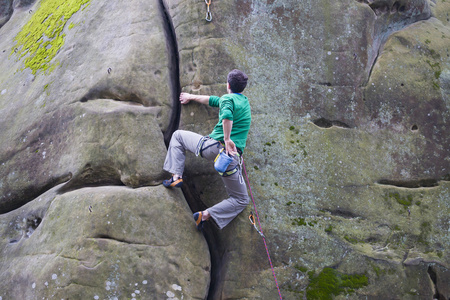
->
xmin=193 ymin=212 xmax=204 ymax=231
xmin=163 ymin=177 xmax=183 ymax=188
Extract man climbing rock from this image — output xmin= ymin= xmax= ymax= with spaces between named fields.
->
xmin=162 ymin=69 xmax=251 ymax=230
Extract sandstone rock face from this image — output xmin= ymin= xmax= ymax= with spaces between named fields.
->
xmin=168 ymin=0 xmax=449 ymax=298
xmin=0 ymin=0 xmax=209 ymax=299
xmin=0 ymin=0 xmax=449 ymax=300
xmin=0 ymin=185 xmax=209 ymax=299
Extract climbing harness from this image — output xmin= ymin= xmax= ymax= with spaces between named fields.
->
xmin=242 ymin=160 xmax=283 ymax=300
xmin=195 ymin=136 xmax=208 ymax=157
xmin=195 ymin=136 xmax=220 ymax=157
xmin=197 ymin=136 xmax=244 ymax=181
xmin=218 ymin=166 xmax=238 ymax=177
xmin=205 ymin=0 xmax=212 ymax=21
xmin=215 ymin=149 xmax=244 ymax=184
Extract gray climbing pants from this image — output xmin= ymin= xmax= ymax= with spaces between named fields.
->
xmin=163 ymin=130 xmax=249 ymax=229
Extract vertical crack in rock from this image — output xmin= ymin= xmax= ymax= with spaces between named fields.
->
xmin=158 ymin=0 xmax=181 ymax=147
xmin=180 ymin=179 xmax=224 ymax=300
xmin=365 ymin=47 xmax=381 ymax=87
xmin=157 ymin=1 xmax=219 ymax=299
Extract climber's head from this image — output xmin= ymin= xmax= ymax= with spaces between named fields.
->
xmin=227 ymin=69 xmax=248 ymax=93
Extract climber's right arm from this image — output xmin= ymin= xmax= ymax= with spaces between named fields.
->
xmin=179 ymin=92 xmax=210 ymax=105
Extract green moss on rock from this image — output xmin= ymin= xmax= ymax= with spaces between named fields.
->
xmin=306 ymin=268 xmax=368 ymax=300
xmin=385 ymin=192 xmax=413 ymax=208
xmin=292 ymin=217 xmax=307 ymax=226
xmin=344 ymin=235 xmax=359 ymax=244
xmin=11 ymin=0 xmax=90 ymax=75
xmin=295 ymin=265 xmax=308 ymax=273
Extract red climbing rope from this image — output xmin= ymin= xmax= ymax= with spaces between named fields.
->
xmin=242 ymin=160 xmax=283 ymax=300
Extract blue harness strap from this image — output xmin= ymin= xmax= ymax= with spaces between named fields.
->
xmin=195 ymin=136 xmax=220 ymax=157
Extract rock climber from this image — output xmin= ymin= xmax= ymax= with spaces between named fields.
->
xmin=162 ymin=69 xmax=251 ymax=231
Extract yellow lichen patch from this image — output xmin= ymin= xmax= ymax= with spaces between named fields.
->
xmin=11 ymin=0 xmax=90 ymax=75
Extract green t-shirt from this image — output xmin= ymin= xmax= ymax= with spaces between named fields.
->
xmin=209 ymin=93 xmax=251 ymax=153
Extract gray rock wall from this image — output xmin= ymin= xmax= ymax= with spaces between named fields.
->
xmin=0 ymin=0 xmax=448 ymax=299
xmin=0 ymin=0 xmax=209 ymax=299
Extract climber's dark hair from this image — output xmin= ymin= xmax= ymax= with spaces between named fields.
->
xmin=227 ymin=69 xmax=248 ymax=93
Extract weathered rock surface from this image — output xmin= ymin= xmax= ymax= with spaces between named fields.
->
xmin=0 ymin=0 xmax=209 ymax=299
xmin=169 ymin=0 xmax=449 ymax=298
xmin=0 ymin=185 xmax=209 ymax=299
xmin=0 ymin=0 xmax=449 ymax=299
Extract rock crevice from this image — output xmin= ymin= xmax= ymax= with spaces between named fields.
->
xmin=158 ymin=0 xmax=181 ymax=146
